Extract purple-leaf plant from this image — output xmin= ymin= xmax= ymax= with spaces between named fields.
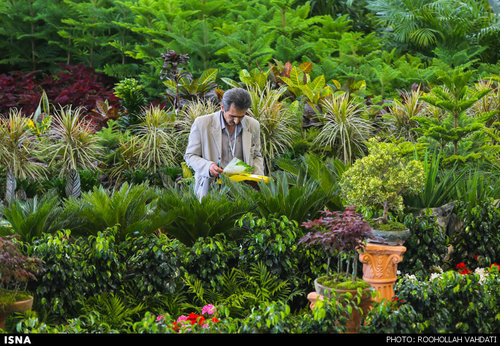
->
xmin=0 ymin=235 xmax=43 ymax=301
xmin=299 ymin=206 xmax=373 ymax=283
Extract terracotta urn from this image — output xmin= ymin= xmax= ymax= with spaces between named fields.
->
xmin=308 ymin=279 xmax=373 ymax=333
xmin=0 ymin=296 xmax=33 ymax=330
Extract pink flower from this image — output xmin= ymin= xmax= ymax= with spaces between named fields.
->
xmin=202 ymin=304 xmax=216 ymax=315
xmin=177 ymin=315 xmax=188 ymax=322
xmin=156 ymin=315 xmax=165 ymax=322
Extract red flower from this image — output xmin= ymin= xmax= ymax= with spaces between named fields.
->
xmin=170 ymin=322 xmax=180 ymax=332
xmin=391 ymin=296 xmax=404 ymax=309
xmin=456 ymin=262 xmax=466 ymax=269
xmin=187 ymin=313 xmax=201 ymax=325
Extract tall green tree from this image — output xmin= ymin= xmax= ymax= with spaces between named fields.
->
xmin=58 ymin=0 xmax=120 ymax=68
xmin=413 ymin=67 xmax=496 ymax=165
xmin=0 ymin=0 xmax=66 ymax=71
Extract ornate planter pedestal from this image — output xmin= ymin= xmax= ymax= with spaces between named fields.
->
xmin=358 ymin=243 xmax=406 ymax=303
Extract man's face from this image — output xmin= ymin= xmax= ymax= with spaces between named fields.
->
xmin=222 ymin=104 xmax=246 ymax=126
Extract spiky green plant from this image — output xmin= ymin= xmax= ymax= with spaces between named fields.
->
xmin=42 ymin=106 xmax=102 ymax=198
xmin=384 ymin=89 xmax=425 ymax=141
xmin=0 ymin=109 xmax=46 ymax=203
xmin=175 ymin=98 xmax=219 ymax=152
xmin=314 ymin=93 xmax=374 ymax=164
xmin=403 ymin=149 xmax=465 ymax=209
xmin=276 ymin=153 xmax=347 ymax=210
xmin=469 ymin=77 xmax=499 ymax=127
xmin=247 ymin=83 xmax=300 ymax=172
xmin=132 ymin=105 xmax=178 ymax=172
xmin=255 ymin=170 xmax=334 ymax=223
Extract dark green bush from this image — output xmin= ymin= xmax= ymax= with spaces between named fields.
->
xmin=237 ymin=213 xmax=325 ymax=310
xmin=29 ymin=228 xmax=127 ymax=320
xmin=365 ymin=268 xmax=500 ymax=333
xmin=399 ymin=210 xmax=450 ymax=276
xmin=28 ymin=230 xmax=97 ymax=320
xmin=450 ymin=199 xmax=500 ymax=269
xmin=180 ymin=234 xmax=240 ymax=291
xmin=122 ymin=233 xmax=185 ymax=296
xmin=233 ymin=299 xmax=347 ymax=333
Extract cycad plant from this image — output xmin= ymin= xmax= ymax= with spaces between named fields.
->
xmin=276 ymin=153 xmax=347 ymax=211
xmin=60 ymin=182 xmax=160 ymax=241
xmin=255 ymin=170 xmax=334 ymax=224
xmin=155 ymin=186 xmax=253 ymax=247
xmin=314 ymin=93 xmax=373 ymax=164
xmin=43 ymin=106 xmax=102 ymax=198
xmin=403 ymin=149 xmax=464 ymax=209
xmin=247 ymin=83 xmax=300 ymax=173
xmin=0 ymin=192 xmax=62 ymax=243
xmin=0 ymin=109 xmax=46 ymax=203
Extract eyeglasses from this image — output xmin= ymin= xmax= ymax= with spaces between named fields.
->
xmin=222 ymin=107 xmax=248 ymax=120
xmin=228 ymin=114 xmax=246 ymax=119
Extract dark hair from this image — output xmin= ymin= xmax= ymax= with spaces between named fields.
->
xmin=222 ymin=88 xmax=251 ymax=111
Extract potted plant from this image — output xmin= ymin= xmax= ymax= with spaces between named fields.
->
xmin=0 ymin=235 xmax=43 ymax=330
xmin=339 ymin=138 xmax=425 ymax=245
xmin=299 ymin=206 xmax=374 ymax=333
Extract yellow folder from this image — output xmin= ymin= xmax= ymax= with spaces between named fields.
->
xmin=218 ymin=173 xmax=270 ymax=184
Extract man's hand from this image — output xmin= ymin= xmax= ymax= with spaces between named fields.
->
xmin=209 ymin=162 xmax=223 ymax=177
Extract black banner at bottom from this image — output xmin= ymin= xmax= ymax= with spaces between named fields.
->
xmin=0 ymin=333 xmax=498 ymax=345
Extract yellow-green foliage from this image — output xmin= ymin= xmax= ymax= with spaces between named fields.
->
xmin=340 ymin=138 xmax=425 ymax=219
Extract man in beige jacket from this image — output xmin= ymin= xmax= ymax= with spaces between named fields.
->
xmin=184 ymin=88 xmax=264 ymax=200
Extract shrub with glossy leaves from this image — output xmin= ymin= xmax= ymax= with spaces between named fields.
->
xmin=365 ymin=267 xmax=500 ymax=333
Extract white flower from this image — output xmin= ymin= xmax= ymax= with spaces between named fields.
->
xmin=474 ymin=267 xmax=487 ymax=283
